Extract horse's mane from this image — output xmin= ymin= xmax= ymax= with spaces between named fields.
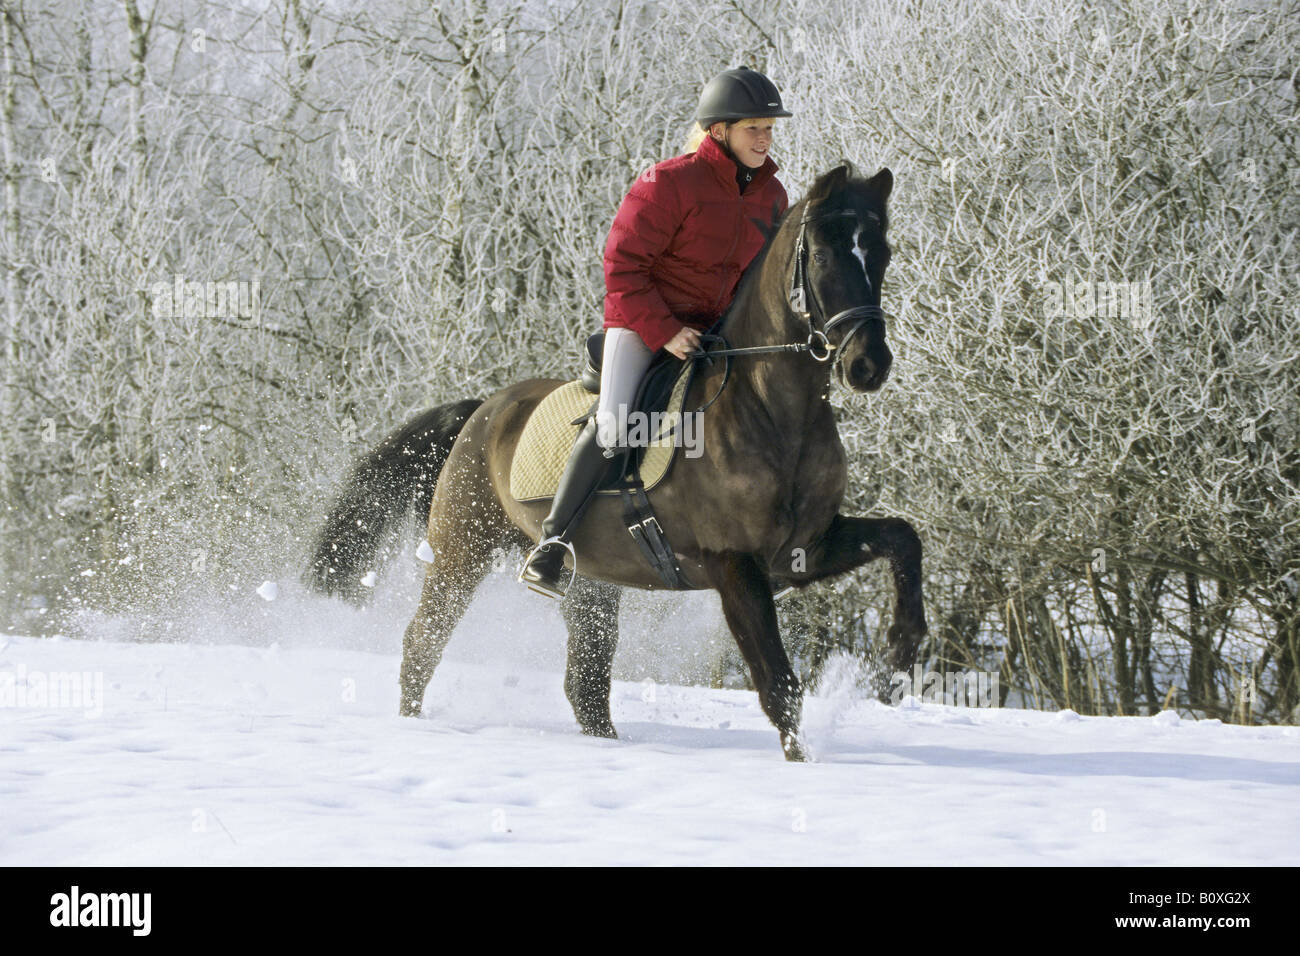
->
xmin=726 ymin=200 xmax=788 ymax=316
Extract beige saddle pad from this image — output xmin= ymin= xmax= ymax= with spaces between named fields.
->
xmin=509 ymin=369 xmax=693 ymax=503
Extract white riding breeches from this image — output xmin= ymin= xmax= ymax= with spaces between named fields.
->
xmin=595 ymin=327 xmax=656 ymax=451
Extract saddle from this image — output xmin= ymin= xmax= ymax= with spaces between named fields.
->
xmin=512 ymin=329 xmax=716 ymax=591
xmin=578 ymin=330 xmax=672 ymax=399
xmin=509 ymin=331 xmax=695 ymax=502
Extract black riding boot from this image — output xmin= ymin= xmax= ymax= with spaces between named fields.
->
xmin=519 ymin=419 xmax=612 ymax=598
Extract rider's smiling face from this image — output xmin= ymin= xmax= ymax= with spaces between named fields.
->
xmin=710 ymin=118 xmax=776 ymax=169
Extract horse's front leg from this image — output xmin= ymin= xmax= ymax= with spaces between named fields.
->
xmin=780 ymin=515 xmax=928 ymax=674
xmin=703 ymin=550 xmax=807 ymax=761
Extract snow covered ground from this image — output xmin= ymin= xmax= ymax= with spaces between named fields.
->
xmin=2 ymin=576 xmax=1297 ymax=866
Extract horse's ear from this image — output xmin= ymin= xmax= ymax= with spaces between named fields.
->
xmin=808 ymin=161 xmax=855 ymax=202
xmin=866 ymin=167 xmax=893 ymax=202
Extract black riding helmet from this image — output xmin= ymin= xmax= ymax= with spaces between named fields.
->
xmin=695 ymin=66 xmax=793 ymax=127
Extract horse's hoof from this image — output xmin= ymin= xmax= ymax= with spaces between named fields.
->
xmin=871 ymin=676 xmax=894 ymax=706
xmin=580 ymin=723 xmax=618 ymax=739
xmin=886 ymin=622 xmax=923 ymax=672
xmin=782 ymin=734 xmax=809 ymax=762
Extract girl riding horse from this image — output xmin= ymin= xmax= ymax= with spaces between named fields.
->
xmin=307 ymin=71 xmax=924 ymax=760
xmin=519 ymin=66 xmax=794 ymax=597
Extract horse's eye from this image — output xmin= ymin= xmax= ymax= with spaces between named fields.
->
xmin=812 ymin=251 xmax=827 ymax=265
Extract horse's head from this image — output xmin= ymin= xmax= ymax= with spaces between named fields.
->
xmin=789 ymin=163 xmax=894 ymax=392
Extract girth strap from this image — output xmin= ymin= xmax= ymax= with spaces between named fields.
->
xmin=616 ymin=475 xmax=688 ymax=590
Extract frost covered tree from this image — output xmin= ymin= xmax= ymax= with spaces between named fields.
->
xmin=0 ymin=0 xmax=1294 ymax=722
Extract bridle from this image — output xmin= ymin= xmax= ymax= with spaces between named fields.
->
xmin=787 ymin=207 xmax=885 ymax=364
xmin=691 ymin=204 xmax=885 ymax=370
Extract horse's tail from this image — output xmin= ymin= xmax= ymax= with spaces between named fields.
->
xmin=304 ymin=397 xmax=484 ymax=600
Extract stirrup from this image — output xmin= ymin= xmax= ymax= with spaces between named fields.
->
xmin=518 ymin=535 xmax=577 ymax=600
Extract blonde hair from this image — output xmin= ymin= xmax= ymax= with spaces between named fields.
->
xmin=683 ymin=121 xmax=712 ymax=153
xmin=681 ymin=118 xmax=777 ymax=154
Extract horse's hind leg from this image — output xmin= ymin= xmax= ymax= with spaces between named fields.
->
xmin=398 ymin=545 xmax=494 ymax=717
xmin=399 ymin=449 xmax=523 ymax=716
xmin=703 ymin=550 xmax=806 ymax=761
xmin=561 ymin=576 xmax=621 ymax=738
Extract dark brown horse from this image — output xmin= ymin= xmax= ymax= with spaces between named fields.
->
xmin=306 ymin=162 xmax=926 ymax=761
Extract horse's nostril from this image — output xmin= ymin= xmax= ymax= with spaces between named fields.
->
xmin=851 ymin=357 xmax=873 ymax=382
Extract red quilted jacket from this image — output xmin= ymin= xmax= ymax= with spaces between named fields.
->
xmin=603 ymin=133 xmax=788 ymax=352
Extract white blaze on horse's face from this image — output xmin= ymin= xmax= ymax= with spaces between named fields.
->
xmin=852 ymin=225 xmax=872 ymax=293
